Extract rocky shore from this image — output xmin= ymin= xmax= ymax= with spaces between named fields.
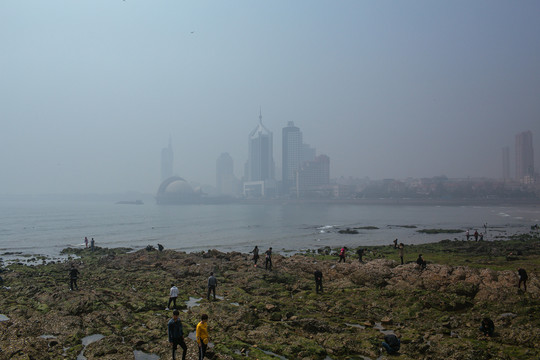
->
xmin=1 ymin=234 xmax=539 ymax=360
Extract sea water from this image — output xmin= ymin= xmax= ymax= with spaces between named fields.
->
xmin=0 ymin=197 xmax=538 ymax=262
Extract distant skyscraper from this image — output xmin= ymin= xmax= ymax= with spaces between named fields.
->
xmin=297 ymin=154 xmax=330 ymax=188
xmin=246 ymin=110 xmax=274 ymax=182
xmin=282 ymin=121 xmax=303 ymax=194
xmin=502 ymin=147 xmax=510 ymax=181
xmin=216 ymin=153 xmax=239 ymax=196
xmin=161 ymin=137 xmax=174 ymax=181
xmin=515 ymin=131 xmax=534 ymax=182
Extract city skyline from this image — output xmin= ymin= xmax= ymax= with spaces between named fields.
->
xmin=2 ymin=1 xmax=540 ymax=195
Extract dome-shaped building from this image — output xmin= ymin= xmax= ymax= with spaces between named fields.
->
xmin=156 ymin=176 xmax=201 ymax=204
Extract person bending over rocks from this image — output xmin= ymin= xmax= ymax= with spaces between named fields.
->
xmin=69 ymin=264 xmax=79 ymax=291
xmin=381 ymin=334 xmax=400 ymax=354
xmin=196 ymin=313 xmax=209 ymax=360
xmin=518 ymin=268 xmax=528 ymax=292
xmin=480 ymin=317 xmax=494 ymax=337
xmin=314 ymin=269 xmax=323 ymax=293
xmin=168 ymin=310 xmax=187 ymax=360
xmin=416 ymin=254 xmax=426 ymax=271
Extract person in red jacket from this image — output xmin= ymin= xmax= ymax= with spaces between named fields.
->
xmin=338 ymin=247 xmax=347 ymax=263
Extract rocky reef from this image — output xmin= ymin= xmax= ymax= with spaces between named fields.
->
xmin=0 ymin=234 xmax=539 ymax=360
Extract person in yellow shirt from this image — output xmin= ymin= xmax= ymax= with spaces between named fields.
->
xmin=196 ymin=313 xmax=209 ymax=359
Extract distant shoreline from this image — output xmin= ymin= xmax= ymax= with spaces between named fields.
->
xmin=237 ymin=197 xmax=540 ymax=207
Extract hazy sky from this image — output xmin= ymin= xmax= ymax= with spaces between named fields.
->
xmin=2 ymin=1 xmax=539 ymax=195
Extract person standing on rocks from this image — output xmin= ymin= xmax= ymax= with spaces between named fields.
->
xmin=466 ymin=229 xmax=470 ymax=240
xmin=168 ymin=309 xmax=187 ymax=360
xmin=356 ymin=248 xmax=365 ymax=263
xmin=69 ymin=264 xmax=79 ymax=291
xmin=196 ymin=313 xmax=209 ymax=360
xmin=84 ymin=236 xmax=88 ymax=249
xmin=393 ymin=238 xmax=398 ymax=248
xmin=167 ymin=284 xmax=179 ymax=310
xmin=518 ymin=268 xmax=528 ymax=292
xmin=251 ymin=246 xmax=260 ymax=267
xmin=90 ymin=238 xmax=95 ymax=251
xmin=265 ymin=247 xmax=273 ymax=270
xmin=398 ymin=243 xmax=405 ymax=265
xmin=416 ymin=254 xmax=426 ymax=270
xmin=207 ymin=272 xmax=217 ymax=300
xmin=474 ymin=230 xmax=479 ymax=241
xmin=338 ymin=246 xmax=347 ymax=263
xmin=381 ymin=333 xmax=400 ymax=354
xmin=314 ymin=269 xmax=323 ymax=294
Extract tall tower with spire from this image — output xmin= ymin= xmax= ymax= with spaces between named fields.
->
xmin=247 ymin=109 xmax=274 ymax=182
xmin=243 ymin=109 xmax=276 ymax=197
xmin=161 ymin=136 xmax=174 ymax=181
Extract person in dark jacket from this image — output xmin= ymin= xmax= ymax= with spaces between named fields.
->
xmin=251 ymin=246 xmax=260 ymax=267
xmin=265 ymin=247 xmax=273 ymax=270
xmin=207 ymin=272 xmax=217 ymax=300
xmin=416 ymin=254 xmax=427 ymax=270
xmin=168 ymin=310 xmax=187 ymax=360
xmin=314 ymin=269 xmax=323 ymax=293
xmin=69 ymin=264 xmax=79 ymax=291
xmin=381 ymin=334 xmax=400 ymax=354
xmin=356 ymin=248 xmax=365 ymax=263
xmin=518 ymin=268 xmax=528 ymax=292
xmin=480 ymin=317 xmax=494 ymax=337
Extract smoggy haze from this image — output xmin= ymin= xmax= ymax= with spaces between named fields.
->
xmin=1 ymin=1 xmax=539 ymax=195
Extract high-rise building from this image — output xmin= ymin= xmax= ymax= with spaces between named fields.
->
xmin=282 ymin=121 xmax=303 ymax=194
xmin=161 ymin=137 xmax=174 ymax=181
xmin=243 ymin=110 xmax=276 ymax=197
xmin=502 ymin=147 xmax=510 ymax=181
xmin=515 ymin=131 xmax=534 ymax=182
xmin=216 ymin=153 xmax=239 ymax=196
xmin=246 ymin=110 xmax=275 ymax=182
xmin=297 ymin=154 xmax=330 ymax=188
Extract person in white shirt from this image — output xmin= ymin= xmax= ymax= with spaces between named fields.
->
xmin=167 ymin=284 xmax=179 ymax=310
